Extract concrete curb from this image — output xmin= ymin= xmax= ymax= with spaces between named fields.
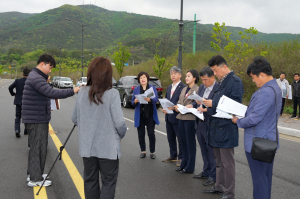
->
xmin=278 ymin=126 xmax=300 ymax=138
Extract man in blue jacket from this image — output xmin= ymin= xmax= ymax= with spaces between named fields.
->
xmin=22 ymin=54 xmax=80 ymax=187
xmin=192 ymin=66 xmax=219 ymax=186
xmin=8 ymin=67 xmax=31 ymax=138
xmin=162 ymin=66 xmax=186 ymax=167
xmin=202 ymin=55 xmax=244 ymax=199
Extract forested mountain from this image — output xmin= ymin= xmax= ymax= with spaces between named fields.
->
xmin=0 ymin=4 xmax=299 ymax=59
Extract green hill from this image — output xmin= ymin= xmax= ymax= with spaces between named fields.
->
xmin=0 ymin=4 xmax=299 ymax=60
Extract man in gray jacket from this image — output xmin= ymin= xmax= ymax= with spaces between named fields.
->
xmin=22 ymin=54 xmax=80 ymax=187
xmin=276 ymin=72 xmax=290 ymax=115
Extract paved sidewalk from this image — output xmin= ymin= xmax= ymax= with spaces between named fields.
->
xmin=278 ymin=114 xmax=300 ymax=138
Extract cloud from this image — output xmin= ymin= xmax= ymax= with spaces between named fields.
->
xmin=1 ymin=0 xmax=300 ymax=33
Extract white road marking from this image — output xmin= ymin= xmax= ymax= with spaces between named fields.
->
xmin=124 ymin=117 xmax=167 ymax=136
xmin=124 ymin=117 xmax=299 ymax=143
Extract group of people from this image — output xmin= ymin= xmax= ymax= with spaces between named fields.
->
xmin=131 ymin=55 xmax=282 ymax=199
xmin=276 ymin=71 xmax=300 ymax=118
xmin=8 ymin=53 xmax=283 ymax=199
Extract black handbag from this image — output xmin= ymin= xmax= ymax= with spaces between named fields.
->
xmin=251 ymin=86 xmax=279 ymax=163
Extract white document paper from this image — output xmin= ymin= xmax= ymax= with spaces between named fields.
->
xmin=216 ymin=95 xmax=247 ymax=118
xmin=177 ymin=104 xmax=204 ymax=120
xmin=288 ymin=85 xmax=292 ymax=100
xmin=188 ymin=108 xmax=204 ymax=120
xmin=187 ymin=91 xmax=204 ymax=102
xmin=212 ymin=108 xmax=233 ymax=119
xmin=159 ymin=99 xmax=174 ymax=114
xmin=50 ymin=99 xmax=60 ymax=110
xmin=144 ymin=87 xmax=156 ymax=99
xmin=135 ymin=95 xmax=148 ymax=104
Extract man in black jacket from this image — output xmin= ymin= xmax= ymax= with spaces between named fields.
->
xmin=8 ymin=67 xmax=31 ymax=138
xmin=22 ymin=54 xmax=80 ymax=187
xmin=291 ymin=73 xmax=300 ymax=119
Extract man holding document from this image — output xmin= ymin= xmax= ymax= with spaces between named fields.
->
xmin=192 ymin=66 xmax=219 ymax=186
xmin=202 ymin=55 xmax=244 ymax=199
xmin=161 ymin=66 xmax=186 ymax=167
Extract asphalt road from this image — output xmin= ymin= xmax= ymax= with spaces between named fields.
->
xmin=0 ymin=79 xmax=299 ymax=199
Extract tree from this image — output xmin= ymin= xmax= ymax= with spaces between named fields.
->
xmin=111 ymin=43 xmax=131 ymax=78
xmin=210 ymin=22 xmax=260 ymax=67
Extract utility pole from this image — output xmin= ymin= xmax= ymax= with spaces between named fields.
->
xmin=59 ymin=44 xmax=62 ymax=76
xmin=177 ymin=1 xmax=200 ymax=70
xmin=193 ymin=14 xmax=196 ymax=55
xmin=178 ymin=0 xmax=184 ymax=70
xmin=65 ymin=18 xmax=86 ymax=77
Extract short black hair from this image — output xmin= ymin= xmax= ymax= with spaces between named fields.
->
xmin=22 ymin=67 xmax=31 ymax=76
xmin=137 ymin=71 xmax=150 ymax=84
xmin=247 ymin=56 xmax=272 ymax=77
xmin=37 ymin=53 xmax=56 ymax=68
xmin=208 ymin=55 xmax=228 ymax=67
xmin=280 ymin=72 xmax=286 ymax=75
xmin=199 ymin=66 xmax=214 ymax=77
xmin=295 ymin=73 xmax=300 ymax=76
xmin=187 ymin=69 xmax=199 ymax=84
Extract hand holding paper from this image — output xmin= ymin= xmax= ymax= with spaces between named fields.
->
xmin=159 ymin=99 xmax=174 ymax=114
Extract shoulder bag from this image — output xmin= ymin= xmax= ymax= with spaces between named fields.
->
xmin=251 ymin=86 xmax=279 ymax=163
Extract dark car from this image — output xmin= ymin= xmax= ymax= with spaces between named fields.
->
xmin=113 ymin=76 xmax=163 ymax=108
xmin=52 ymin=76 xmax=61 ymax=88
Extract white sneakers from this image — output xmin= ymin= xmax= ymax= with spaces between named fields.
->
xmin=27 ymin=180 xmax=52 ymax=187
xmin=27 ymin=174 xmax=51 ymax=187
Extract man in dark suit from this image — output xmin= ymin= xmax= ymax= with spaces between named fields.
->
xmin=192 ymin=66 xmax=219 ymax=186
xmin=8 ymin=67 xmax=31 ymax=138
xmin=162 ymin=66 xmax=186 ymax=167
xmin=202 ymin=55 xmax=244 ymax=199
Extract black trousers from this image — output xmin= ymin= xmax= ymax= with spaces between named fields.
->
xmin=292 ymin=97 xmax=300 ymax=116
xmin=166 ymin=121 xmax=182 ymax=159
xmin=137 ymin=116 xmax=156 ymax=153
xmin=280 ymin=98 xmax=285 ymax=115
xmin=15 ymin=105 xmax=22 ymax=132
xmin=26 ymin=123 xmax=49 ymax=181
xmin=83 ymin=157 xmax=119 ymax=199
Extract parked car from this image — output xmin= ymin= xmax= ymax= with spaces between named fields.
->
xmin=113 ymin=76 xmax=163 ymax=108
xmin=76 ymin=77 xmax=87 ymax=86
xmin=57 ymin=77 xmax=73 ymax=89
xmin=52 ymin=76 xmax=61 ymax=88
xmin=76 ymin=77 xmax=116 ymax=87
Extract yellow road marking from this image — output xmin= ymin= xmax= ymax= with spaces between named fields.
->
xmin=33 ymin=186 xmax=48 ymax=199
xmin=49 ymin=124 xmax=85 ymax=199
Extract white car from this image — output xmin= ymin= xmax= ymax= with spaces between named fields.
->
xmin=77 ymin=77 xmax=87 ymax=86
xmin=58 ymin=77 xmax=74 ymax=89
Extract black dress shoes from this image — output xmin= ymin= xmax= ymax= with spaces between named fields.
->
xmin=175 ymin=167 xmax=182 ymax=172
xmin=180 ymin=170 xmax=193 ymax=174
xmin=203 ymin=186 xmax=223 ymax=194
xmin=150 ymin=153 xmax=156 ymax=159
xmin=203 ymin=177 xmax=216 ymax=186
xmin=193 ymin=172 xmax=209 ymax=179
xmin=15 ymin=131 xmax=20 ymax=138
xmin=140 ymin=153 xmax=146 ymax=158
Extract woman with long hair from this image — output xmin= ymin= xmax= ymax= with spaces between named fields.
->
xmin=131 ymin=71 xmax=160 ymax=159
xmin=72 ymin=57 xmax=127 ymax=199
xmin=174 ymin=69 xmax=199 ymax=173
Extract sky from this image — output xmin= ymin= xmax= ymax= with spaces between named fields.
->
xmin=0 ymin=0 xmax=299 ymax=34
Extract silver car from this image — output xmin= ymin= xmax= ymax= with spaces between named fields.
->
xmin=58 ymin=77 xmax=73 ymax=89
xmin=77 ymin=77 xmax=87 ymax=86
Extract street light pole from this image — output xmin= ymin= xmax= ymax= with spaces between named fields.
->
xmin=65 ymin=18 xmax=86 ymax=77
xmin=59 ymin=44 xmax=62 ymax=76
xmin=178 ymin=0 xmax=184 ymax=70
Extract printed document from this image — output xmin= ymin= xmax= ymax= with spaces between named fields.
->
xmin=187 ymin=91 xmax=207 ymax=107
xmin=158 ymin=99 xmax=174 ymax=114
xmin=177 ymin=104 xmax=204 ymax=120
xmin=135 ymin=87 xmax=156 ymax=104
xmin=212 ymin=95 xmax=247 ymax=119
